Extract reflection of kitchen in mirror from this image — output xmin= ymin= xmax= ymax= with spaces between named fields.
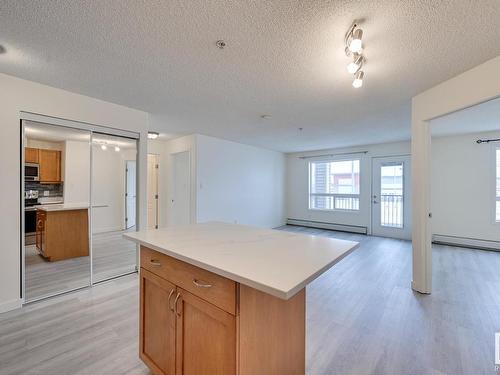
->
xmin=23 ymin=120 xmax=91 ymax=302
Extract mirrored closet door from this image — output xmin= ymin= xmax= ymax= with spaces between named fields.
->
xmin=23 ymin=120 xmax=91 ymax=302
xmin=91 ymin=133 xmax=138 ymax=282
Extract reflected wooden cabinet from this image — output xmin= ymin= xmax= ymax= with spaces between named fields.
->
xmin=25 ymin=148 xmax=39 ymax=164
xmin=39 ymin=149 xmax=61 ymax=183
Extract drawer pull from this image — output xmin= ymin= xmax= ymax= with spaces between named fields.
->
xmin=150 ymin=259 xmax=161 ymax=267
xmin=167 ymin=289 xmax=175 ymax=312
xmin=173 ymin=292 xmax=181 ymax=317
xmin=193 ymin=279 xmax=213 ymax=288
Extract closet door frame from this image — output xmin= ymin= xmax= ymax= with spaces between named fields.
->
xmin=20 ymin=112 xmax=140 ymax=304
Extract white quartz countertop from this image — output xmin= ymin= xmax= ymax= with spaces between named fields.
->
xmin=37 ymin=203 xmax=89 ymax=212
xmin=124 ymin=222 xmax=359 ymax=300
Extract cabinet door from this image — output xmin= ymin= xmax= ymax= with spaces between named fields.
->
xmin=39 ymin=149 xmax=61 ymax=183
xmin=140 ymin=268 xmax=177 ymax=375
xmin=25 ymin=148 xmax=39 ymax=164
xmin=175 ymin=288 xmax=236 ymax=375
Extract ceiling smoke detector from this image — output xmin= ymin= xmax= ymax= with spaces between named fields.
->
xmin=216 ymin=40 xmax=226 ymax=49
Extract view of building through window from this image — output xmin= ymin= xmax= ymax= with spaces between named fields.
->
xmin=309 ymin=159 xmax=360 ymax=211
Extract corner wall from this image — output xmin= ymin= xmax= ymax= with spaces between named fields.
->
xmin=196 ymin=134 xmax=286 ymax=228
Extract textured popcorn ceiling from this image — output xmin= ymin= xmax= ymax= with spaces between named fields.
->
xmin=1 ymin=1 xmax=500 ymax=152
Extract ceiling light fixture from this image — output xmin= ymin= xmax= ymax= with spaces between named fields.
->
xmin=101 ymin=144 xmax=107 ymax=150
xmin=114 ymin=146 xmax=120 ymax=152
xmin=148 ymin=131 xmax=159 ymax=139
xmin=346 ymin=54 xmax=363 ymax=74
xmin=352 ymin=71 xmax=364 ymax=88
xmin=345 ymin=21 xmax=366 ymax=88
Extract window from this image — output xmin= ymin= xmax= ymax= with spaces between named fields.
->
xmin=496 ymin=148 xmax=500 ymax=222
xmin=309 ymin=159 xmax=360 ymax=211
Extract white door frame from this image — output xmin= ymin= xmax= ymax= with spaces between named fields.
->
xmin=371 ymin=155 xmax=411 ymax=240
xmin=411 ymin=56 xmax=500 ymax=294
xmin=147 ymin=153 xmax=159 ymax=229
xmin=125 ymin=160 xmax=137 ymax=229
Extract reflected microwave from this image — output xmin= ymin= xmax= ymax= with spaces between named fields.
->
xmin=25 ymin=163 xmax=40 ymax=181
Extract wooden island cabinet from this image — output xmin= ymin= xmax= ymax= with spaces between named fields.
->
xmin=127 ymin=223 xmax=359 ymax=375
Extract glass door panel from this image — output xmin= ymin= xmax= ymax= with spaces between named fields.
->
xmin=91 ymin=133 xmax=138 ymax=282
xmin=372 ymin=155 xmax=412 ymax=240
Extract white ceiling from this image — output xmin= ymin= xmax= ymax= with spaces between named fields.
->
xmin=431 ymin=96 xmax=500 ymax=137
xmin=2 ymin=1 xmax=500 ymax=152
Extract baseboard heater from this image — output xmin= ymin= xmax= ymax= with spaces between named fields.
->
xmin=432 ymin=234 xmax=500 ymax=252
xmin=286 ymin=218 xmax=367 ymax=235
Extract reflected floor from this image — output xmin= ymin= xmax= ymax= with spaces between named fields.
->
xmin=25 ymin=228 xmax=137 ymax=302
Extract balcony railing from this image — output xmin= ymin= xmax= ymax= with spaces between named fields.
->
xmin=380 ymin=194 xmax=403 ymax=228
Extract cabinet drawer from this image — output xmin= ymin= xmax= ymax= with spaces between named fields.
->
xmin=141 ymin=246 xmax=236 ymax=315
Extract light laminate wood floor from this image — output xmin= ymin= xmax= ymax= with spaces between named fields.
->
xmin=25 ymin=229 xmax=137 ymax=301
xmin=2 ymin=225 xmax=499 ymax=374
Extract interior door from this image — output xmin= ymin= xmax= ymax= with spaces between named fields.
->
xmin=140 ymin=269 xmax=177 ymax=375
xmin=175 ymin=288 xmax=236 ymax=375
xmin=126 ymin=160 xmax=137 ymax=229
xmin=170 ymin=151 xmax=190 ymax=226
xmin=147 ymin=154 xmax=159 ymax=229
xmin=372 ymin=156 xmax=412 ymax=240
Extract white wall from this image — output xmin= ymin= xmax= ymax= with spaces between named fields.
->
xmin=196 ymin=134 xmax=286 ymax=228
xmin=286 ymin=141 xmax=410 ymax=232
xmin=0 ymin=73 xmax=148 ymax=313
xmin=431 ymin=130 xmax=500 ymax=242
xmin=91 ymin=146 xmax=137 ymax=233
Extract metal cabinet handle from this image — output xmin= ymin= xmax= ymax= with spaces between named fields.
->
xmin=193 ymin=279 xmax=212 ymax=288
xmin=173 ymin=292 xmax=181 ymax=317
xmin=150 ymin=259 xmax=161 ymax=267
xmin=167 ymin=289 xmax=175 ymax=312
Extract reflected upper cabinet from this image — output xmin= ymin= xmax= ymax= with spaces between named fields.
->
xmin=25 ymin=147 xmax=39 ymax=164
xmin=39 ymin=149 xmax=61 ymax=183
xmin=26 ymin=148 xmax=62 ymax=184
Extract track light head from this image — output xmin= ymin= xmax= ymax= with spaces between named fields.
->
xmin=352 ymin=71 xmax=364 ymax=88
xmin=348 ymin=29 xmax=363 ymax=53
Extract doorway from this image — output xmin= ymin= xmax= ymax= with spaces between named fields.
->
xmin=170 ymin=151 xmax=191 ymax=225
xmin=372 ymin=156 xmax=412 ymax=240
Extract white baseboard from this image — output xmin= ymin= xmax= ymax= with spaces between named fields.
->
xmin=286 ymin=218 xmax=367 ymax=234
xmin=0 ymin=298 xmax=22 ymax=314
xmin=432 ymin=234 xmax=500 ymax=251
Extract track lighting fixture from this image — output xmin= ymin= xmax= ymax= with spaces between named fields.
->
xmin=148 ymin=131 xmax=159 ymax=140
xmin=345 ymin=21 xmax=366 ymax=88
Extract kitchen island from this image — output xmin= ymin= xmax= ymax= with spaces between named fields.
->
xmin=124 ymin=222 xmax=359 ymax=375
xmin=36 ymin=204 xmax=89 ymax=261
